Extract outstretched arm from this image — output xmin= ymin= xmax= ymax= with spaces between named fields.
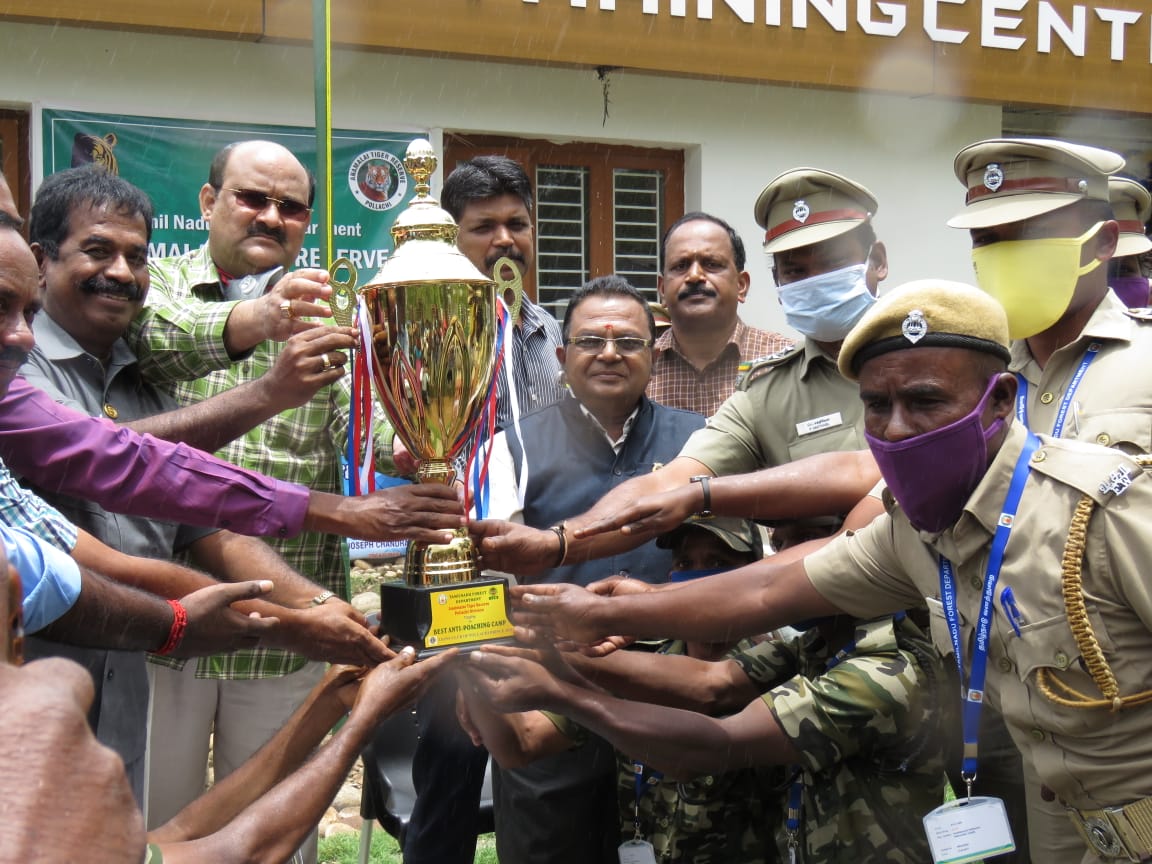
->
xmin=475 ymin=451 xmax=879 ymax=579
xmin=572 ymin=450 xmax=879 ymax=542
xmin=151 ymin=649 xmax=457 ymax=864
xmin=123 ymin=326 xmax=358 ymax=453
xmin=512 ymin=556 xmax=840 ymax=647
xmin=565 ymin=648 xmax=760 ymax=715
xmin=466 ymin=649 xmax=798 ymax=780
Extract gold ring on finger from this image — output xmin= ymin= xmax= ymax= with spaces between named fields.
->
xmin=280 ymin=299 xmax=294 ymax=320
xmin=320 ymin=353 xmax=332 ymax=371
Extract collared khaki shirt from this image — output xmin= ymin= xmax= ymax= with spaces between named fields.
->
xmin=680 ymin=338 xmax=863 ymax=476
xmin=1012 ymin=289 xmax=1152 ymax=451
xmin=806 ymin=422 xmax=1152 ymax=812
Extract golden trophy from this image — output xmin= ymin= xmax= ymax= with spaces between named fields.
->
xmin=359 ymin=139 xmax=517 ymax=655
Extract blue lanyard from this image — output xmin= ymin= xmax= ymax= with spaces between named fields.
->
xmin=1015 ymin=343 xmax=1100 ymax=437
xmin=939 ymin=432 xmax=1039 ymax=787
xmin=631 ymin=760 xmax=663 ymax=839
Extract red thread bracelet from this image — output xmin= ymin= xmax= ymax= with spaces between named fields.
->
xmin=157 ymin=599 xmax=188 ymax=655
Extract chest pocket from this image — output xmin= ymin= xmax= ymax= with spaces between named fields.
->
xmin=1073 ymin=408 xmax=1152 ymax=455
xmin=787 ymin=419 xmax=862 ymax=462
xmin=1003 ymin=608 xmax=1120 ymax=735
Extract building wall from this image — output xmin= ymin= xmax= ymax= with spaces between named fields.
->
xmin=0 ymin=20 xmax=1007 ymax=334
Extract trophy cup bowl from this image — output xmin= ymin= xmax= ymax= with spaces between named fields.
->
xmin=358 ymin=139 xmax=517 ymax=655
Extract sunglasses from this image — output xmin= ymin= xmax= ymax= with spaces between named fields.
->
xmin=224 ymin=187 xmax=312 ymax=221
xmin=566 ymin=335 xmax=652 ymax=355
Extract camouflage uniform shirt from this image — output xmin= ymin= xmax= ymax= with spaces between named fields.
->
xmin=731 ymin=615 xmax=945 ymax=864
xmin=550 ymin=638 xmax=771 ymax=864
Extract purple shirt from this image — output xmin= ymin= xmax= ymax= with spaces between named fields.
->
xmin=0 ymin=378 xmax=308 ymax=538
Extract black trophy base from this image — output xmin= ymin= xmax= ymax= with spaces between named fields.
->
xmin=379 ymin=577 xmax=516 ymax=657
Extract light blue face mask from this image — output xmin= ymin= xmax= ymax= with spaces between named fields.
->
xmin=777 ymin=262 xmax=875 ymax=342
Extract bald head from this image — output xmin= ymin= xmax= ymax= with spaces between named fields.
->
xmin=200 ymin=140 xmax=314 ymax=276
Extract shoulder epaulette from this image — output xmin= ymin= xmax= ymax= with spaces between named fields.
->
xmin=1028 ymin=438 xmax=1146 ymax=506
xmin=1123 ymin=306 xmax=1152 ymax=322
xmin=736 ymin=344 xmax=803 ymax=390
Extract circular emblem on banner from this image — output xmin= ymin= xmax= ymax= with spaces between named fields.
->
xmin=983 ymin=163 xmax=1005 ymax=193
xmin=792 ymin=199 xmax=810 ymax=223
xmin=348 ymin=149 xmax=407 ymax=211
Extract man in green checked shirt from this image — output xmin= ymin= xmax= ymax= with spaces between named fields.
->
xmin=127 ymin=140 xmax=395 ymax=863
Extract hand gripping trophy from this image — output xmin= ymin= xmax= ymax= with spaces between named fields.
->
xmin=359 ymin=140 xmax=518 ymax=655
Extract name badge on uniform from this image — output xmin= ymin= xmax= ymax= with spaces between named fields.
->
xmin=618 ymin=839 xmax=658 ymax=864
xmin=795 ymin=412 xmax=842 ymax=437
xmin=923 ymin=796 xmax=1015 ymax=863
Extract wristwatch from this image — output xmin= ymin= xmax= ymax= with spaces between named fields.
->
xmin=689 ymin=475 xmax=713 ymax=518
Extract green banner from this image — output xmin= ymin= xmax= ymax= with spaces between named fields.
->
xmin=42 ymin=108 xmax=420 ymax=273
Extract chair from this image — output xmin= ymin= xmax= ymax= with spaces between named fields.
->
xmin=357 ymin=708 xmax=495 ymax=863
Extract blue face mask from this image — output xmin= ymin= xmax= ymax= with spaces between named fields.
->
xmin=777 ymin=262 xmax=876 ymax=342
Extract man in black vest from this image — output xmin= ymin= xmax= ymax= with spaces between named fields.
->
xmin=480 ymin=274 xmax=705 ymax=863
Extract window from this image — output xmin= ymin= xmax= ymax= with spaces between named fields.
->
xmin=444 ymin=134 xmax=684 ymax=319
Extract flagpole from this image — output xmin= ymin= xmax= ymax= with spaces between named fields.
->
xmin=312 ymin=0 xmax=333 ymax=268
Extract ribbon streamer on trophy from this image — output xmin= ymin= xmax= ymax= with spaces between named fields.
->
xmin=356 ymin=139 xmax=521 ymax=654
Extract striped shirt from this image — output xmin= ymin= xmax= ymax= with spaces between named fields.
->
xmin=646 ymin=318 xmax=793 ymax=416
xmin=0 ymin=458 xmax=77 ymax=551
xmin=455 ymin=297 xmax=564 ymax=475
xmin=131 ymin=244 xmax=393 ymax=680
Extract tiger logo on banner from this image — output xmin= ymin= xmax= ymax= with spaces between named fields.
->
xmin=70 ymin=132 xmax=119 ymax=175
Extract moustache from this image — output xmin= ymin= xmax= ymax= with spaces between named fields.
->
xmin=678 ymin=282 xmax=716 ymax=301
xmin=247 ymin=223 xmax=287 ymax=245
xmin=79 ymin=275 xmax=144 ymax=302
xmin=485 ymin=249 xmax=526 ymax=272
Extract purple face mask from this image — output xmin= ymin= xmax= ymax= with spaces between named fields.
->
xmin=1112 ymin=276 xmax=1151 ymax=309
xmin=865 ymin=376 xmax=1005 ymax=534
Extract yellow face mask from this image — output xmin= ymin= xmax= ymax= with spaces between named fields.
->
xmin=971 ymin=222 xmax=1104 ymax=340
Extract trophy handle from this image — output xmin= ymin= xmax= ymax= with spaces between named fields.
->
xmin=328 ymin=257 xmax=360 ymax=328
xmin=492 ymin=256 xmax=523 ymax=323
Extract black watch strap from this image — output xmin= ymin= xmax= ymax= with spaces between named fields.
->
xmin=689 ymin=475 xmax=713 ymax=518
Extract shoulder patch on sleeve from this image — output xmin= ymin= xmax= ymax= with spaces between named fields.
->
xmin=736 ymin=344 xmax=804 ymax=390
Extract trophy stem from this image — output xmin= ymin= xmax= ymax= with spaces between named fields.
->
xmin=417 ymin=458 xmax=455 ymax=486
xmin=403 ymin=457 xmax=476 ymax=586
xmin=403 ymin=528 xmax=479 ymax=587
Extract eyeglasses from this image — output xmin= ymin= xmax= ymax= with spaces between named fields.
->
xmin=224 ymin=187 xmax=312 ymax=222
xmin=566 ymin=335 xmax=652 ymax=355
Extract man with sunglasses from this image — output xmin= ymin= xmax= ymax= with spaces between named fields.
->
xmin=480 ymin=274 xmax=705 ymax=864
xmin=127 ymin=140 xmax=395 ymax=863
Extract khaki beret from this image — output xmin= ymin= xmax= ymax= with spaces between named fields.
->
xmin=1110 ymin=177 xmax=1152 ymax=258
xmin=657 ymin=515 xmax=763 ymax=559
xmin=948 ymin=137 xmax=1125 ymax=229
xmin=754 ymin=168 xmax=878 ymax=254
xmin=838 ymin=279 xmax=1011 ymax=380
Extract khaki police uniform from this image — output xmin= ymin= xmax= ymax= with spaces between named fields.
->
xmin=679 ymin=167 xmax=878 ymax=538
xmin=680 ymin=340 xmax=863 ymax=477
xmin=835 ymin=275 xmax=1152 ymax=863
xmin=806 ymin=424 xmax=1152 ymax=863
xmin=947 ymin=138 xmax=1149 ymax=861
xmin=1013 ymin=290 xmax=1152 ymax=450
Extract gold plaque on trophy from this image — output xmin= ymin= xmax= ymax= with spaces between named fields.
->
xmin=360 ymin=139 xmax=518 ymax=655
